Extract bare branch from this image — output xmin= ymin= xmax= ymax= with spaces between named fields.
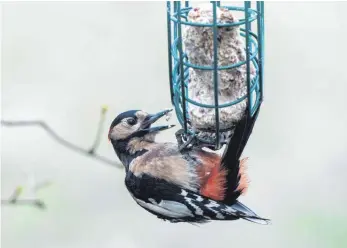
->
xmin=1 ymin=106 xmax=123 ymax=208
xmin=88 ymin=105 xmax=108 ymax=154
xmin=1 ymin=180 xmax=47 ymax=210
xmin=1 ymin=199 xmax=46 ymax=210
xmin=1 ymin=106 xmax=122 ymax=168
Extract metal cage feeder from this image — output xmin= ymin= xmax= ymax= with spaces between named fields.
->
xmin=167 ymin=1 xmax=264 ymax=151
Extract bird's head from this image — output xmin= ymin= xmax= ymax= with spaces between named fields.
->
xmin=108 ymin=109 xmax=175 ymax=148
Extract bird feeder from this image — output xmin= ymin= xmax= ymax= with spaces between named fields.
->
xmin=167 ymin=1 xmax=264 ymax=151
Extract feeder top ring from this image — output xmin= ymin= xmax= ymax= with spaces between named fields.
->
xmin=169 ymin=5 xmax=259 ymax=28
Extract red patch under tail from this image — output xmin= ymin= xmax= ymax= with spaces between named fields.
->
xmin=196 ymin=152 xmax=227 ymax=201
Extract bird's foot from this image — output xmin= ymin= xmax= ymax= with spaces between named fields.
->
xmin=175 ymin=129 xmax=219 ymax=151
xmin=175 ymin=129 xmax=197 ymax=152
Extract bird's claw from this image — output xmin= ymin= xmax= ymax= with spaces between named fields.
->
xmin=175 ymin=129 xmax=196 ymax=152
xmin=178 ymin=135 xmax=196 ymax=151
xmin=175 ymin=129 xmax=218 ymax=151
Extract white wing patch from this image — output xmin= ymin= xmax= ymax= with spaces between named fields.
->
xmin=180 ymin=189 xmax=225 ymax=219
xmin=205 ymin=200 xmax=225 ymax=219
xmin=180 ymin=189 xmax=188 ymax=197
xmin=183 ymin=197 xmax=204 ymax=216
xmin=196 ymin=195 xmax=204 ymax=202
xmin=180 ymin=189 xmax=204 ymax=215
xmin=224 ymin=206 xmax=238 ymax=214
xmin=134 ymin=197 xmax=194 ymax=218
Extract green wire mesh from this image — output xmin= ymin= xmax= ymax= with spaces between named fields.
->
xmin=167 ymin=1 xmax=265 ymax=150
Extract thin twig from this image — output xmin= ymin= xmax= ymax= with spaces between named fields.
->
xmin=1 ymin=106 xmax=122 ymax=168
xmin=7 ymin=186 xmax=24 ymax=203
xmin=1 ymin=199 xmax=46 ymax=210
xmin=1 ymin=107 xmax=122 ymax=209
xmin=1 ymin=119 xmax=121 ymax=168
xmin=88 ymin=106 xmax=108 ymax=154
xmin=1 ymin=182 xmax=47 ymax=210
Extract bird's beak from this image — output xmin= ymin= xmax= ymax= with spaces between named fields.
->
xmin=140 ymin=109 xmax=175 ymax=133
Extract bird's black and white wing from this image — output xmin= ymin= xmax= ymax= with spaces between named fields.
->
xmin=125 ymin=172 xmax=269 ymax=224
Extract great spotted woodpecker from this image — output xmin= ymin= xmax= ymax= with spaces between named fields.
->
xmin=108 ymin=109 xmax=269 ymax=224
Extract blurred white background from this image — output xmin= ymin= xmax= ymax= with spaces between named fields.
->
xmin=1 ymin=1 xmax=347 ymax=248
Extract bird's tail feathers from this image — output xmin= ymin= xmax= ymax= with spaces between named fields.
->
xmin=225 ymin=200 xmax=271 ymax=225
xmin=220 ymin=114 xmax=249 ymax=204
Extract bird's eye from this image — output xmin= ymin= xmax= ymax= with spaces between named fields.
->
xmin=127 ymin=118 xmax=137 ymax=126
